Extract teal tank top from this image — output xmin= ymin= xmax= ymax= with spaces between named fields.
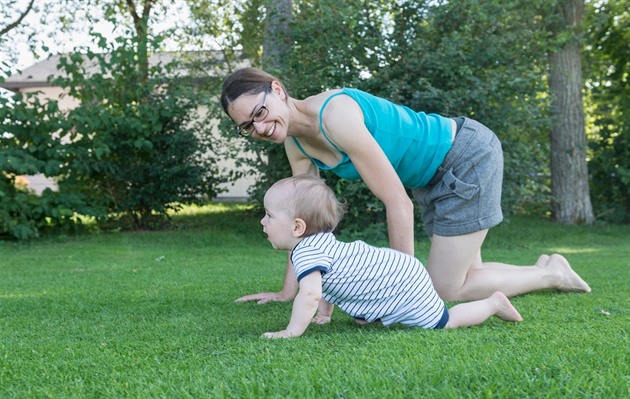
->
xmin=291 ymin=88 xmax=453 ymax=189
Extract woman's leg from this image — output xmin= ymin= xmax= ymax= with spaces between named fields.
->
xmin=445 ymin=291 xmax=522 ymax=328
xmin=427 ymin=230 xmax=591 ymax=301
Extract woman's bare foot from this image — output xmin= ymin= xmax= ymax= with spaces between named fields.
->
xmin=546 ymin=254 xmax=592 ymax=292
xmin=534 ymin=254 xmax=550 ymax=267
xmin=491 ymin=292 xmax=523 ymax=322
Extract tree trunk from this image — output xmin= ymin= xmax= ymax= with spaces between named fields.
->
xmin=262 ymin=0 xmax=292 ymax=176
xmin=548 ymin=0 xmax=594 ymax=224
xmin=124 ymin=0 xmax=154 ymax=84
xmin=263 ymin=0 xmax=292 ymax=73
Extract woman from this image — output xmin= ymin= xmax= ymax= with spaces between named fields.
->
xmin=221 ymin=67 xmax=591 ymax=303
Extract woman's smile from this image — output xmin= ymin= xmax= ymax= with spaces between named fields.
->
xmin=261 ymin=121 xmax=277 ymax=138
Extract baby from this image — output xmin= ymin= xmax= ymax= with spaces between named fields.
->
xmin=259 ymin=175 xmax=522 ymax=338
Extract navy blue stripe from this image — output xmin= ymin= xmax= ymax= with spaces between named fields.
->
xmin=433 ymin=306 xmax=450 ymax=329
xmin=297 ymin=266 xmax=326 ymax=282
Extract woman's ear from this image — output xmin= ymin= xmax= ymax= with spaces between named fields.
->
xmin=271 ymin=80 xmax=286 ymax=100
xmin=292 ymin=218 xmax=307 ymax=238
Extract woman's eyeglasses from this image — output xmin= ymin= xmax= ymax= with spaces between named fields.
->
xmin=237 ymin=89 xmax=270 ymax=137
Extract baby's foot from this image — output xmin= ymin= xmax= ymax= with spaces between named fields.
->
xmin=491 ymin=292 xmax=523 ymax=322
xmin=546 ymin=254 xmax=592 ymax=293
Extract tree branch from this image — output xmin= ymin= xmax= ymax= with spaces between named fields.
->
xmin=125 ymin=0 xmax=140 ymax=22
xmin=0 ymin=0 xmax=36 ymax=37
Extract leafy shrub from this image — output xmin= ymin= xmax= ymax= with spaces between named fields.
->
xmin=50 ymin=34 xmax=228 ymax=230
xmin=0 ymin=91 xmax=102 ymax=239
xmin=1 ymin=33 xmax=229 ymax=239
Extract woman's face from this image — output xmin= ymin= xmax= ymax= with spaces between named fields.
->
xmin=227 ymin=83 xmax=288 ymax=143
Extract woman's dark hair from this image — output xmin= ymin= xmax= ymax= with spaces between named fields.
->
xmin=220 ymin=67 xmax=288 ymax=114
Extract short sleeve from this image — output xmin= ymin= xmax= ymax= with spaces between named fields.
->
xmin=291 ymin=244 xmax=333 ymax=282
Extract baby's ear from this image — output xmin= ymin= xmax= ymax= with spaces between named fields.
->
xmin=292 ymin=218 xmax=307 ymax=238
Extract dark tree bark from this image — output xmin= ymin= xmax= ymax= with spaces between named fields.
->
xmin=262 ymin=0 xmax=292 ymax=174
xmin=123 ymin=0 xmax=155 ymax=83
xmin=263 ymin=0 xmax=292 ymax=73
xmin=548 ymin=0 xmax=594 ymax=224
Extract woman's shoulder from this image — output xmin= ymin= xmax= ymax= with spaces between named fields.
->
xmin=303 ymin=88 xmax=344 ymax=107
xmin=296 ymin=89 xmax=361 ymax=122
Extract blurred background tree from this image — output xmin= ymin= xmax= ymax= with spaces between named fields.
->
xmin=1 ymin=0 xmax=627 ymax=239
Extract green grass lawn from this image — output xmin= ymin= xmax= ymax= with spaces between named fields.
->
xmin=1 ymin=204 xmax=629 ymax=398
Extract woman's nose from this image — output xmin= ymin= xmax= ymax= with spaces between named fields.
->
xmin=253 ymin=120 xmax=266 ymax=134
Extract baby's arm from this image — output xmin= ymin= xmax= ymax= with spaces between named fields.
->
xmin=312 ymin=298 xmax=334 ymax=324
xmin=262 ymin=272 xmax=322 ymax=339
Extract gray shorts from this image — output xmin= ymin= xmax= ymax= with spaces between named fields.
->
xmin=412 ymin=117 xmax=504 ymax=237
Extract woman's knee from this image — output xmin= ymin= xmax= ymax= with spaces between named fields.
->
xmin=434 ymin=283 xmax=466 ymax=302
xmin=427 ymin=270 xmax=465 ymax=301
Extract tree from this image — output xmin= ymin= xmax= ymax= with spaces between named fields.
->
xmin=584 ymin=0 xmax=629 ymax=223
xmin=262 ymin=0 xmax=292 ymax=73
xmin=51 ymin=34 xmax=225 ymax=229
xmin=111 ymin=0 xmax=162 ymax=82
xmin=1 ymin=0 xmax=232 ymax=238
xmin=0 ymin=0 xmax=35 ymax=38
xmin=548 ymin=0 xmax=594 ymax=224
xmin=0 ymin=0 xmax=36 ymax=70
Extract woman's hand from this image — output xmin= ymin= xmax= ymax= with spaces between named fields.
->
xmin=234 ymin=291 xmax=293 ymax=304
xmin=262 ymin=330 xmax=294 ymax=339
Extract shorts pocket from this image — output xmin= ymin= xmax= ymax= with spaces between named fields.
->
xmin=443 ymin=168 xmax=479 ymax=200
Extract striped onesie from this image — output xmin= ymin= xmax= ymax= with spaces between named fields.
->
xmin=291 ymin=232 xmax=449 ymax=329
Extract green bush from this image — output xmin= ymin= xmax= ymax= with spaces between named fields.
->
xmin=1 ymin=33 xmax=229 ymax=239
xmin=0 ymin=91 xmax=102 ymax=239
xmin=51 ymin=35 xmax=227 ymax=230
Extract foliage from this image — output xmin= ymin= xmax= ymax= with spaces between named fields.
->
xmin=1 ymin=206 xmax=629 ymax=397
xmin=50 ymin=33 xmax=227 ymax=229
xmin=4 ymin=0 xmax=627 ymax=234
xmin=0 ymin=89 xmax=100 ymax=239
xmin=1 ymin=31 xmax=229 ymax=239
xmin=376 ymin=0 xmax=554 ymax=217
xmin=215 ymin=0 xmax=558 ymax=239
xmin=584 ymin=0 xmax=630 ymax=223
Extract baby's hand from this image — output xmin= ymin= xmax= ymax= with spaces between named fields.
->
xmin=261 ymin=330 xmax=294 ymax=339
xmin=311 ymin=314 xmax=331 ymax=324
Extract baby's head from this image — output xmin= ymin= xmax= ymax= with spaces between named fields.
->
xmin=263 ymin=175 xmax=344 ymax=245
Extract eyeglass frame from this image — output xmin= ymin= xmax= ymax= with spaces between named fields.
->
xmin=237 ymin=86 xmax=271 ymax=137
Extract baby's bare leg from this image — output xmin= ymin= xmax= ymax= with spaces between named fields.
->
xmin=445 ymin=292 xmax=522 ymax=329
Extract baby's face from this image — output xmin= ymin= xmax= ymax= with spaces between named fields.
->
xmin=261 ymin=184 xmax=297 ymax=250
